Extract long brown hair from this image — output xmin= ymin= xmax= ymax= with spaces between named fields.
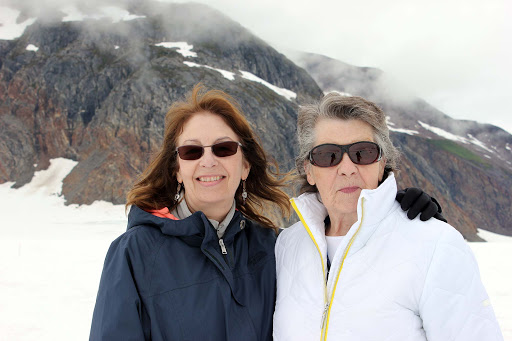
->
xmin=126 ymin=84 xmax=291 ymax=230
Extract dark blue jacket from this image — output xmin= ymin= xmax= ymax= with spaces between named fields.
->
xmin=90 ymin=206 xmax=277 ymax=341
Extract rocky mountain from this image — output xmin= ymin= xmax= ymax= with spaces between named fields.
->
xmin=0 ymin=2 xmax=321 ymax=202
xmin=1 ymin=2 xmax=511 ymax=239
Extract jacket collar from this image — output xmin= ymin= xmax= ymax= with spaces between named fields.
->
xmin=290 ymin=173 xmax=399 ymax=257
xmin=127 ymin=205 xmax=244 ymax=246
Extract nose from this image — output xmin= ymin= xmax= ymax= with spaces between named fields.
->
xmin=337 ymin=153 xmax=357 ymax=176
xmin=199 ymin=146 xmax=219 ymax=167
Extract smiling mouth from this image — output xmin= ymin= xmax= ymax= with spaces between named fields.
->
xmin=197 ymin=176 xmax=224 ymax=182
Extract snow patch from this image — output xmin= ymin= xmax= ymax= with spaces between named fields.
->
xmin=26 ymin=44 xmax=39 ymax=52
xmin=98 ymin=7 xmax=146 ymax=22
xmin=418 ymin=121 xmax=494 ymax=153
xmin=16 ymin=158 xmax=78 ymax=197
xmin=418 ymin=121 xmax=468 ymax=144
xmin=62 ymin=5 xmax=100 ymax=22
xmin=386 ymin=117 xmax=420 ymax=135
xmin=0 ymin=158 xmax=126 ymax=241
xmin=506 ymin=144 xmax=511 ymax=151
xmin=467 ymin=134 xmax=494 ymax=153
xmin=388 ymin=127 xmax=419 ymax=135
xmin=475 ymin=229 xmax=512 ymax=243
xmin=183 ymin=61 xmax=235 ymax=80
xmin=62 ymin=5 xmax=145 ymax=23
xmin=484 ymin=155 xmax=492 ymax=159
xmin=114 ymin=45 xmax=120 ymax=50
xmin=239 ymin=70 xmax=296 ymax=101
xmin=0 ymin=7 xmax=37 ymax=40
xmin=155 ymin=42 xmax=197 ymax=57
xmin=123 ymin=14 xmax=146 ymax=21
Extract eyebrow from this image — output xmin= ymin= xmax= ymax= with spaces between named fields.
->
xmin=181 ymin=136 xmax=234 ymax=145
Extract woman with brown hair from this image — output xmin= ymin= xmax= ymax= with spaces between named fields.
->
xmin=89 ymin=84 xmax=442 ymax=341
xmin=89 ymin=84 xmax=290 ymax=340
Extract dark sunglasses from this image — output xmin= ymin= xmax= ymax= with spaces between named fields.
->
xmin=176 ymin=141 xmax=242 ymax=160
xmin=309 ymin=141 xmax=382 ymax=167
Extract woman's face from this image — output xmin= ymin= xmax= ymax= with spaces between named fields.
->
xmin=305 ymin=118 xmax=385 ymax=219
xmin=176 ymin=111 xmax=250 ymax=218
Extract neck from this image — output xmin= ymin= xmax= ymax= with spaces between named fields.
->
xmin=185 ymin=198 xmax=232 ymax=223
xmin=326 ymin=212 xmax=357 ymax=236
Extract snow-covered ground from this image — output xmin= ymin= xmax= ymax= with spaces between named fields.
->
xmin=0 ymin=159 xmax=127 ymax=340
xmin=0 ymin=158 xmax=510 ymax=340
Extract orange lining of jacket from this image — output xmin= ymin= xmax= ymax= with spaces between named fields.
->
xmin=147 ymin=207 xmax=179 ymax=220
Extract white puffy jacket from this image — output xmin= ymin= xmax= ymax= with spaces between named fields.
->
xmin=273 ymin=174 xmax=503 ymax=341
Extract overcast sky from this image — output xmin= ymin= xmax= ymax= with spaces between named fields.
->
xmin=170 ymin=0 xmax=512 ymax=134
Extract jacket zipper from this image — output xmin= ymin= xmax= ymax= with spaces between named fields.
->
xmin=290 ymin=199 xmax=329 ymax=340
xmin=219 ymin=238 xmax=234 ymax=267
xmin=320 ymin=303 xmax=329 ymax=329
xmin=291 ymin=197 xmax=366 ymax=341
xmin=219 ymin=239 xmax=228 ymax=254
xmin=322 ymin=198 xmax=365 ymax=340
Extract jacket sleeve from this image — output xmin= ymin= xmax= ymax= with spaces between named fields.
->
xmin=419 ymin=226 xmax=504 ymax=341
xmin=89 ymin=233 xmax=149 ymax=341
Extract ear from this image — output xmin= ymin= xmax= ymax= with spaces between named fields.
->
xmin=304 ymin=160 xmax=316 ymax=186
xmin=241 ymin=158 xmax=251 ymax=181
xmin=378 ymin=158 xmax=386 ymax=182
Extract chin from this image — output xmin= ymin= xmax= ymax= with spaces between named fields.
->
xmin=198 ymin=196 xmax=232 ymax=207
xmin=335 ymin=199 xmax=358 ymax=213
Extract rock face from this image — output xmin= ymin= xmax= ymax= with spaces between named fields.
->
xmin=1 ymin=2 xmax=511 ymax=239
xmin=0 ymin=2 xmax=322 ymax=205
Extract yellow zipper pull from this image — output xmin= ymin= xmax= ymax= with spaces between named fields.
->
xmin=320 ymin=302 xmax=329 ymax=329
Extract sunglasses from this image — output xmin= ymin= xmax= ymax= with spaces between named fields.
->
xmin=309 ymin=141 xmax=382 ymax=167
xmin=176 ymin=141 xmax=242 ymax=160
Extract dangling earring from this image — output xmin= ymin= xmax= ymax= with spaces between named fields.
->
xmin=241 ymin=180 xmax=247 ymax=205
xmin=174 ymin=182 xmax=182 ymax=202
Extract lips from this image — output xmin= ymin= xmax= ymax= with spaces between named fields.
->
xmin=339 ymin=186 xmax=359 ymax=194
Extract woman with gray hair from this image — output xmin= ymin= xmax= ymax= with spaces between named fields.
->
xmin=273 ymin=93 xmax=503 ymax=340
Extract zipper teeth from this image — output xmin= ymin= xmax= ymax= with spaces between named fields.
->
xmin=290 ymin=199 xmax=328 ymax=341
xmin=323 ymin=198 xmax=365 ymax=340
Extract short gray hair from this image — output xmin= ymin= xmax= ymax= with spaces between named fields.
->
xmin=295 ymin=93 xmax=400 ymax=193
